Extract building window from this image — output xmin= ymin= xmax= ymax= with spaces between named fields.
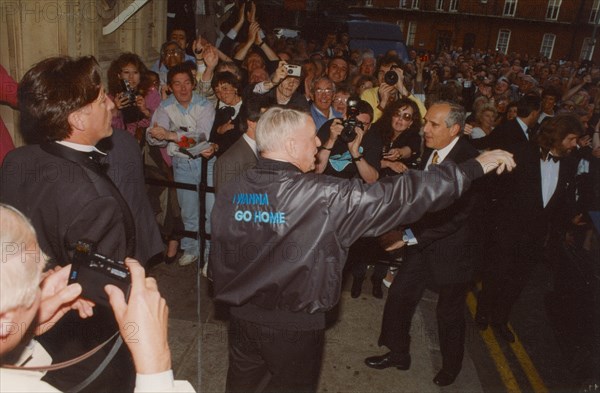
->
xmin=449 ymin=0 xmax=458 ymax=11
xmin=412 ymin=0 xmax=419 ymax=8
xmin=406 ymin=22 xmax=417 ymax=46
xmin=365 ymin=0 xmax=373 ymax=6
xmin=496 ymin=29 xmax=511 ymax=54
xmin=540 ymin=34 xmax=556 ymax=58
xmin=503 ymin=0 xmax=517 ymax=16
xmin=590 ymin=0 xmax=600 ymax=24
xmin=546 ymin=0 xmax=561 ymax=20
xmin=581 ymin=37 xmax=595 ymax=60
xmin=436 ymin=0 xmax=444 ymax=10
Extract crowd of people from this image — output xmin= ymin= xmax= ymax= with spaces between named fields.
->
xmin=1 ymin=0 xmax=599 ymax=391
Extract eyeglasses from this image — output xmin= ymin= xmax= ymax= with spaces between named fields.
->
xmin=165 ymin=49 xmax=182 ymax=56
xmin=315 ymin=88 xmax=333 ymax=95
xmin=333 ymin=97 xmax=348 ymax=104
xmin=393 ymin=112 xmax=413 ymax=121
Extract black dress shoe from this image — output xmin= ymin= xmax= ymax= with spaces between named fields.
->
xmin=433 ymin=370 xmax=457 ymax=386
xmin=351 ymin=278 xmax=363 ymax=298
xmin=364 ymin=352 xmax=411 ymax=370
xmin=474 ymin=313 xmax=489 ymax=330
xmin=493 ymin=324 xmax=515 ymax=343
xmin=372 ymin=281 xmax=383 ymax=299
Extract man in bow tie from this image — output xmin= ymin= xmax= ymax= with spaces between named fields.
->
xmin=0 ymin=56 xmax=138 ymax=391
xmin=476 ymin=113 xmax=582 ymax=343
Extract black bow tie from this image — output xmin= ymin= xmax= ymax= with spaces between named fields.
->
xmin=87 ymin=151 xmax=105 ymax=162
xmin=541 ymin=152 xmax=560 ymax=162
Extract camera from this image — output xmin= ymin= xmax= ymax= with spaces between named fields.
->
xmin=121 ymin=79 xmax=137 ymax=105
xmin=384 ymin=69 xmax=399 ymax=85
xmin=285 ymin=64 xmax=302 ymax=77
xmin=68 ymin=240 xmax=131 ymax=307
xmin=339 ymin=98 xmax=363 ymax=144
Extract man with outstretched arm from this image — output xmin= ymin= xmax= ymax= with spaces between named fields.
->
xmin=209 ymin=106 xmax=515 ymax=393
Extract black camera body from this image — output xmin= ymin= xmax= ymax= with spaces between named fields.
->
xmin=68 ymin=241 xmax=131 ymax=307
xmin=339 ymin=98 xmax=363 ymax=144
xmin=121 ymin=79 xmax=137 ymax=105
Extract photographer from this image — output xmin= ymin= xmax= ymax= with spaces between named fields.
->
xmin=315 ymin=99 xmax=382 ymax=184
xmin=360 ymin=55 xmax=426 ymax=123
xmin=0 ymin=204 xmax=194 ymax=392
xmin=250 ymin=60 xmax=309 ymax=111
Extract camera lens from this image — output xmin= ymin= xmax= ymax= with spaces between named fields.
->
xmin=384 ymin=70 xmax=398 ymax=85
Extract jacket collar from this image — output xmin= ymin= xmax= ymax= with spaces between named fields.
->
xmin=256 ymin=157 xmax=303 ymax=173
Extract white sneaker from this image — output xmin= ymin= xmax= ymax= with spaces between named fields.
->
xmin=178 ymin=253 xmax=198 ymax=266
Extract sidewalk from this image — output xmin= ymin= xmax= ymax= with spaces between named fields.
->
xmin=151 ymin=263 xmax=484 ymax=393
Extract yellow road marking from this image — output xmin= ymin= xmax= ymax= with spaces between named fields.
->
xmin=470 ymin=282 xmax=549 ymax=393
xmin=507 ymin=325 xmax=549 ymax=393
xmin=466 ymin=291 xmax=522 ymax=393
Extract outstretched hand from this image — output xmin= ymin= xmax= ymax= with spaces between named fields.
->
xmin=475 ymin=149 xmax=517 ymax=175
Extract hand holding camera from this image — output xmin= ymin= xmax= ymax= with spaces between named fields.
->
xmin=105 ymin=258 xmax=172 ymax=375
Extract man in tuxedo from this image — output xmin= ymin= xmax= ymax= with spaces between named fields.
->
xmin=470 ymin=94 xmax=541 ymax=152
xmin=0 ymin=56 xmax=135 ymax=392
xmin=475 ymin=113 xmax=582 ymax=343
xmin=365 ymin=101 xmax=482 ymax=387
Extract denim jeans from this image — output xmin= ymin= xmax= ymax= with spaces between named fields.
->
xmin=172 ymin=156 xmax=215 ymax=256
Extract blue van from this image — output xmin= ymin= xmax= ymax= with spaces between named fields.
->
xmin=345 ymin=19 xmax=409 ymax=62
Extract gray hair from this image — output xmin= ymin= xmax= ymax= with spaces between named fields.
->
xmin=256 ymin=107 xmax=310 ymax=153
xmin=0 ymin=204 xmax=46 ymax=314
xmin=358 ymin=50 xmax=375 ymax=66
xmin=310 ymin=76 xmax=336 ymax=94
xmin=435 ymin=100 xmax=466 ymax=130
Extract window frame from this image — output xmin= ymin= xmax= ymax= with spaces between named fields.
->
xmin=449 ymin=0 xmax=459 ymax=12
xmin=496 ymin=29 xmax=511 ymax=54
xmin=406 ymin=21 xmax=417 ymax=46
xmin=503 ymin=0 xmax=517 ymax=17
xmin=545 ymin=0 xmax=561 ymax=21
xmin=539 ymin=33 xmax=556 ymax=58
xmin=590 ymin=0 xmax=600 ymax=24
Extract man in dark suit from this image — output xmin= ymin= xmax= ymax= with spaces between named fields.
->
xmin=475 ymin=113 xmax=582 ymax=343
xmin=470 ymin=94 xmax=541 ymax=152
xmin=365 ymin=101 xmax=482 ymax=387
xmin=213 ymin=97 xmax=265 ymax=194
xmin=0 ymin=56 xmax=135 ymax=392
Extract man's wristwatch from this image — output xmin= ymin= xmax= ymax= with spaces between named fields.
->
xmin=352 ymin=155 xmax=363 ymax=162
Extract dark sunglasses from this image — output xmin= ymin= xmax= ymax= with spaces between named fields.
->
xmin=393 ymin=112 xmax=413 ymax=121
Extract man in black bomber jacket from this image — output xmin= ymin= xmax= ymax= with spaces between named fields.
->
xmin=209 ymin=105 xmax=516 ymax=393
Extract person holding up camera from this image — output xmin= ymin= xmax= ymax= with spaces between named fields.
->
xmin=250 ymin=60 xmax=309 ymax=111
xmin=108 ymin=53 xmax=161 ymax=139
xmin=360 ymin=55 xmax=426 ymax=123
xmin=315 ymin=99 xmax=381 ymax=184
xmin=315 ymin=100 xmax=385 ymax=298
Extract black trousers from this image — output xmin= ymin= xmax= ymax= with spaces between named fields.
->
xmin=477 ymin=238 xmax=539 ymax=325
xmin=226 ymin=317 xmax=325 ymax=393
xmin=378 ymin=250 xmax=468 ymax=375
xmin=348 ymin=237 xmax=389 ymax=282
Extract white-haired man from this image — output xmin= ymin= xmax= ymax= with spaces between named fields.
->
xmin=0 ymin=204 xmax=194 ymax=392
xmin=210 ymin=107 xmax=516 ymax=393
